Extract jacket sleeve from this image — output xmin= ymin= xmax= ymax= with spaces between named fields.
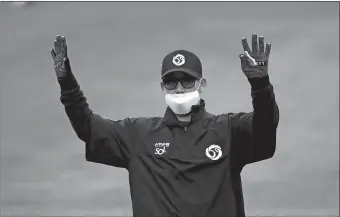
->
xmin=229 ymin=75 xmax=279 ymax=168
xmin=58 ymin=73 xmax=134 ymax=169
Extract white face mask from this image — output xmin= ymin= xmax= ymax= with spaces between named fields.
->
xmin=164 ymin=80 xmax=202 ymax=115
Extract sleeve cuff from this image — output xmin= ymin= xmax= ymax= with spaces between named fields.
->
xmin=248 ymin=75 xmax=271 ymax=90
xmin=58 ymin=72 xmax=79 ymax=91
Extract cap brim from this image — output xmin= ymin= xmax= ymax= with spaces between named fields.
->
xmin=161 ymin=68 xmax=201 ymax=79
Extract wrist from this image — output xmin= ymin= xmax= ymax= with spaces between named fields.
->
xmin=58 ymin=72 xmax=79 ymax=91
xmin=248 ymin=75 xmax=270 ymax=90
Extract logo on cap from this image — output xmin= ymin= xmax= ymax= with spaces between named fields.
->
xmin=172 ymin=54 xmax=185 ymax=66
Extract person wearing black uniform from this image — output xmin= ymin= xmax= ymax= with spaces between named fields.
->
xmin=50 ymin=33 xmax=279 ymax=217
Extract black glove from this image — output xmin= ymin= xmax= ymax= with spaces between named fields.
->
xmin=50 ymin=35 xmax=78 ymax=90
xmin=239 ymin=33 xmax=271 ymax=78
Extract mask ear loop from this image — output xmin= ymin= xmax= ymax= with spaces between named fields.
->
xmin=196 ymin=78 xmax=204 ymax=94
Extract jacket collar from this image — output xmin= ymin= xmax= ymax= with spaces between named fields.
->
xmin=162 ymin=99 xmax=206 ymax=127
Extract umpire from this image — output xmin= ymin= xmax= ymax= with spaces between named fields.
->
xmin=50 ymin=33 xmax=279 ymax=217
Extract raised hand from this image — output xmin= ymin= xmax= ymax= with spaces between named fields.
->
xmin=50 ymin=35 xmax=71 ymax=79
xmin=239 ymin=33 xmax=271 ymax=78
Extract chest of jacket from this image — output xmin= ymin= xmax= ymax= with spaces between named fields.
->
xmin=129 ymin=116 xmax=233 ymax=203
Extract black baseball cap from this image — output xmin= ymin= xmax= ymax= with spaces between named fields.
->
xmin=161 ymin=49 xmax=202 ymax=79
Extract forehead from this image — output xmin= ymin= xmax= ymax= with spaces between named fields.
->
xmin=163 ymin=71 xmax=196 ymax=80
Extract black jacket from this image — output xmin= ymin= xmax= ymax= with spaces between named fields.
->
xmin=59 ymin=74 xmax=279 ymax=217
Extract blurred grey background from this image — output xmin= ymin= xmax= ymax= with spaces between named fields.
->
xmin=0 ymin=2 xmax=339 ymax=216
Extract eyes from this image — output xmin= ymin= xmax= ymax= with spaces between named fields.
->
xmin=163 ymin=79 xmax=197 ymax=90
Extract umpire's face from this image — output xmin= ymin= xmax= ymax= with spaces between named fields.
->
xmin=161 ymin=71 xmax=206 ymax=94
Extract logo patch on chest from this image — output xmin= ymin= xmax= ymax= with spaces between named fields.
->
xmin=205 ymin=144 xmax=223 ymax=160
xmin=154 ymin=143 xmax=170 ymax=155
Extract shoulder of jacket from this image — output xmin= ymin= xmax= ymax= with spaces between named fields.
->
xmin=128 ymin=116 xmax=162 ymax=126
xmin=206 ymin=112 xmax=236 ymax=123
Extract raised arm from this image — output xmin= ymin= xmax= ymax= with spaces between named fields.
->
xmin=50 ymin=35 xmax=134 ymax=169
xmin=230 ymin=34 xmax=280 ymax=169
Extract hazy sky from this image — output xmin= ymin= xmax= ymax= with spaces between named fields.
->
xmin=0 ymin=2 xmax=339 ymax=216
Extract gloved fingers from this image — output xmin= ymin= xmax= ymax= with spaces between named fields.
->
xmin=50 ymin=49 xmax=56 ymax=59
xmin=265 ymin=42 xmax=271 ymax=56
xmin=60 ymin=36 xmax=67 ymax=56
xmin=54 ymin=40 xmax=59 ymax=54
xmin=259 ymin=36 xmax=265 ymax=53
xmin=241 ymin=37 xmax=251 ymax=53
xmin=56 ymin=35 xmax=62 ymax=53
xmin=252 ymin=33 xmax=258 ymax=53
